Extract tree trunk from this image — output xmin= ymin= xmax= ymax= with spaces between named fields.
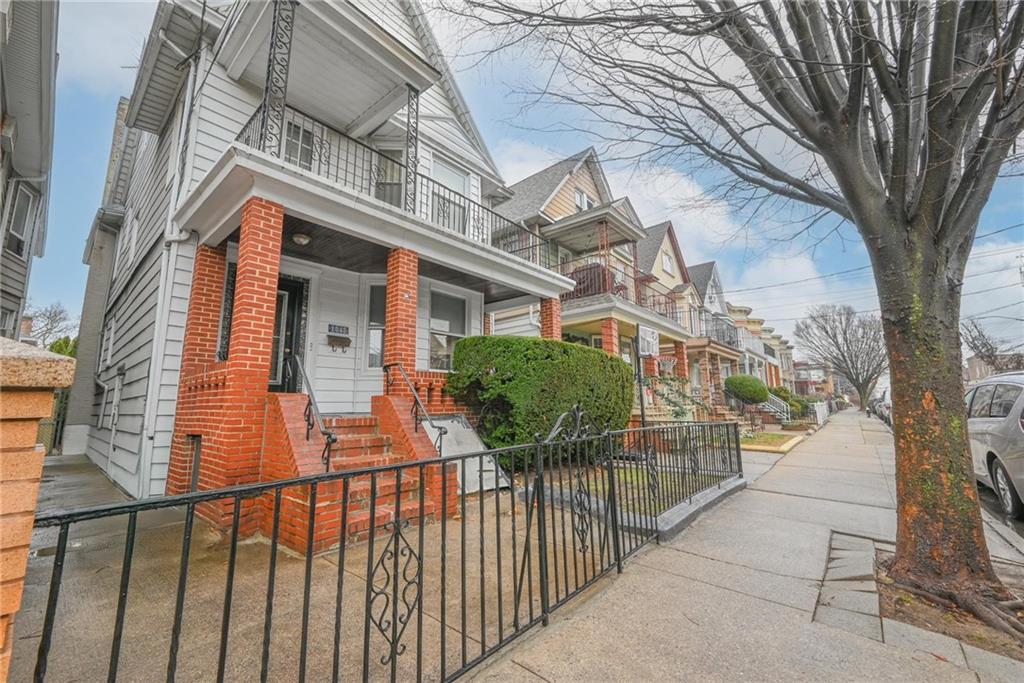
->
xmin=875 ymin=234 xmax=1001 ymax=593
xmin=856 ymin=385 xmax=870 ymax=413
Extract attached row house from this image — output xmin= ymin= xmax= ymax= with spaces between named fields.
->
xmin=0 ymin=0 xmax=58 ymax=338
xmin=65 ymin=0 xmax=570 ymax=514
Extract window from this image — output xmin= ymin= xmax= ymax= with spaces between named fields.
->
xmin=620 ymin=336 xmax=633 ymax=365
xmin=969 ymin=384 xmax=995 ymax=419
xmin=990 ymin=384 xmax=1023 ymax=419
xmin=431 ymin=158 xmax=468 ymax=232
xmin=661 ymin=251 xmax=674 ymax=274
xmin=574 ymin=188 xmax=595 ymax=213
xmin=284 ymin=121 xmax=314 ymax=170
xmin=0 ymin=308 xmax=16 ymax=338
xmin=101 ymin=317 xmax=116 ymax=368
xmin=590 ymin=334 xmax=603 ymax=350
xmin=429 ymin=291 xmax=466 ymax=370
xmin=367 ymin=285 xmax=386 ymax=368
xmin=374 ymin=150 xmax=404 ymax=208
xmin=4 ymin=183 xmax=38 ymax=258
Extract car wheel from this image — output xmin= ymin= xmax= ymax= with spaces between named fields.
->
xmin=991 ymin=459 xmax=1024 ymax=520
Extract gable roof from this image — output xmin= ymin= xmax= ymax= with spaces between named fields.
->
xmin=496 ymin=147 xmax=613 ymax=223
xmin=688 ymin=261 xmax=717 ymax=302
xmin=637 ymin=220 xmax=690 ymax=280
xmin=405 ymin=0 xmax=502 ymax=180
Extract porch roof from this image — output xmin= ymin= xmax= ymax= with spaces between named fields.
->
xmin=175 ymin=143 xmax=574 ymax=301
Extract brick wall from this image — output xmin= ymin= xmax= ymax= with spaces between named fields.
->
xmin=673 ymin=341 xmax=688 ymax=378
xmin=600 ymin=318 xmax=619 ymax=356
xmin=539 ymin=297 xmax=561 ymax=339
xmin=0 ymin=340 xmax=74 ymax=682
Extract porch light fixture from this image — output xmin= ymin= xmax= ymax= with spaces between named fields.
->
xmin=291 ymin=233 xmax=312 ymax=246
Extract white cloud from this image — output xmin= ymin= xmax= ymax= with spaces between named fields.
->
xmin=491 ymin=138 xmax=563 ymax=185
xmin=57 ymin=1 xmax=157 ymax=96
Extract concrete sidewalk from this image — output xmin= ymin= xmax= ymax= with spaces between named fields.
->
xmin=470 ymin=410 xmax=1024 ymax=682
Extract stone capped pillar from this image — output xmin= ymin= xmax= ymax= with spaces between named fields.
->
xmin=383 ymin=248 xmax=419 ymax=372
xmin=600 ymin=318 xmax=619 ymax=356
xmin=0 ymin=339 xmax=74 ymax=682
xmin=673 ymin=341 xmax=689 ymax=378
xmin=539 ymin=298 xmax=561 ymax=339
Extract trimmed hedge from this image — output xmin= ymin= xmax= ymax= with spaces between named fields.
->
xmin=724 ymin=374 xmax=769 ymax=404
xmin=447 ymin=336 xmax=634 ymax=449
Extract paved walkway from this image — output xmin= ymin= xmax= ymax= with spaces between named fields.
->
xmin=470 ymin=410 xmax=1024 ymax=682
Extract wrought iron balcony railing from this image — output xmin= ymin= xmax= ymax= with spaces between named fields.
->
xmin=690 ymin=311 xmax=739 ymax=349
xmin=237 ymin=106 xmax=551 ymax=267
xmin=557 ymin=254 xmax=695 ymax=331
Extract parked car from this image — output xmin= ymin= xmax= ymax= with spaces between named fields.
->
xmin=965 ymin=372 xmax=1024 ymax=519
xmin=874 ymin=389 xmax=893 ymax=426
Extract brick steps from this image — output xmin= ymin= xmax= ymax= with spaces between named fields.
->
xmin=346 ymin=499 xmax=438 ymax=536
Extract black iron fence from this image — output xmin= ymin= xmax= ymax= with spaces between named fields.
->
xmin=19 ymin=417 xmax=740 ymax=682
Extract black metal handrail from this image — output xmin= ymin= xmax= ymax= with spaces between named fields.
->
xmin=284 ymin=355 xmax=337 ymax=470
xmin=381 ymin=363 xmax=447 ymax=456
xmin=236 ymin=104 xmax=552 ymax=268
xmin=22 ymin=416 xmax=740 ymax=682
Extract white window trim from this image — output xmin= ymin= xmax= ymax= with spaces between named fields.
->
xmin=0 ymin=308 xmax=17 ymax=338
xmin=432 ymin=155 xmax=469 ymax=194
xmin=101 ymin=317 xmax=117 ymax=369
xmin=363 ymin=278 xmax=388 ymax=372
xmin=662 ymin=251 xmax=674 ymax=274
xmin=3 ymin=181 xmax=39 ymax=260
xmin=428 ymin=288 xmax=469 ymax=372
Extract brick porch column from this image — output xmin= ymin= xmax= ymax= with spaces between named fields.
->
xmin=673 ymin=341 xmax=688 ymax=378
xmin=0 ymin=339 xmax=74 ymax=682
xmin=600 ymin=318 xmax=619 ymax=356
xmin=539 ymin=298 xmax=561 ymax=339
xmin=483 ymin=312 xmax=493 ymax=336
xmin=384 ymin=248 xmax=418 ymax=395
xmin=166 ymin=197 xmax=284 ymax=519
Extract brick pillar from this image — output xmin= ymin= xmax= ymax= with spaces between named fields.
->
xmin=483 ymin=312 xmax=493 ymax=336
xmin=167 ymin=197 xmax=284 ymax=528
xmin=643 ymin=356 xmax=658 ymax=378
xmin=600 ymin=318 xmax=619 ymax=356
xmin=384 ymin=248 xmax=418 ymax=369
xmin=673 ymin=341 xmax=688 ymax=378
xmin=0 ymin=339 xmax=74 ymax=682
xmin=539 ymin=298 xmax=561 ymax=339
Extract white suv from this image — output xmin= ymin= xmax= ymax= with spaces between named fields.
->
xmin=966 ymin=372 xmax=1024 ymax=518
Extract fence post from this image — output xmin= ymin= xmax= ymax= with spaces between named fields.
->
xmin=733 ymin=422 xmax=743 ymax=477
xmin=604 ymin=432 xmax=623 ymax=574
xmin=533 ymin=440 xmax=551 ymax=625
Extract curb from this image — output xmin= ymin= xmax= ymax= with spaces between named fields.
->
xmin=656 ymin=475 xmax=747 ymax=542
xmin=739 ymin=434 xmax=804 ymax=454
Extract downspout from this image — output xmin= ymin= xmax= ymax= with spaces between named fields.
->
xmin=138 ymin=49 xmax=200 ymax=498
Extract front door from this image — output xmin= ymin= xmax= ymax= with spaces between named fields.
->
xmin=268 ymin=276 xmax=305 ymax=393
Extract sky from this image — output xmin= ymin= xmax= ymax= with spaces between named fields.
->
xmin=32 ymin=0 xmax=1024 ymax=358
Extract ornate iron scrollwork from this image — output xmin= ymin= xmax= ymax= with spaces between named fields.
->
xmin=368 ymin=518 xmax=420 ymax=665
xmin=404 ymin=86 xmax=420 ymax=211
xmin=645 ymin=445 xmax=660 ymax=497
xmin=571 ymin=470 xmax=593 ymax=552
xmin=259 ymin=0 xmax=296 ymax=156
xmin=542 ymin=403 xmax=605 ymax=444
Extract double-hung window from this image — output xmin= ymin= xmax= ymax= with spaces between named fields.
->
xmin=4 ymin=182 xmax=38 ymax=258
xmin=0 ymin=308 xmax=16 ymax=338
xmin=662 ymin=251 xmax=674 ymax=274
xmin=284 ymin=121 xmax=314 ymax=171
xmin=429 ymin=291 xmax=466 ymax=371
xmin=367 ymin=285 xmax=386 ymax=368
xmin=431 ymin=157 xmax=468 ymax=233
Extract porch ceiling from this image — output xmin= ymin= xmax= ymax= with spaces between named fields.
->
xmin=249 ymin=216 xmax=534 ymax=304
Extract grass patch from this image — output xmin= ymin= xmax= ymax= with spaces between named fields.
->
xmin=740 ymin=432 xmax=794 ymax=447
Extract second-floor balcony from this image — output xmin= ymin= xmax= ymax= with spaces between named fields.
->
xmin=558 ymin=253 xmax=694 ymax=331
xmin=236 ymin=105 xmax=550 ymax=268
xmin=691 ymin=311 xmax=740 ymax=349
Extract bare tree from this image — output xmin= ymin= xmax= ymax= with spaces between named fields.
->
xmin=961 ymin=320 xmax=1024 ymax=373
xmin=25 ymin=302 xmax=77 ymax=348
xmin=449 ymin=0 xmax=1024 ymax=630
xmin=795 ymin=305 xmax=888 ymax=411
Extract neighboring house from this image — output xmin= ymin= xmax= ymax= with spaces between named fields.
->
xmin=64 ymin=0 xmax=571 ymax=504
xmin=964 ymin=353 xmax=1023 ymax=384
xmin=684 ymin=261 xmax=742 ymax=413
xmin=727 ymin=304 xmax=792 ymax=390
xmin=490 ymin=151 xmax=703 ymax=418
xmin=794 ymin=360 xmax=835 ymax=397
xmin=0 ymin=0 xmax=58 ymax=338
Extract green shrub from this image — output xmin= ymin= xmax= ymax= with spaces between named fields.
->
xmin=724 ymin=374 xmax=769 ymax=404
xmin=769 ymin=385 xmax=792 ymax=401
xmin=447 ymin=336 xmax=634 ymax=449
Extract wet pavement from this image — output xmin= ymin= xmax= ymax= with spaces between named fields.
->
xmin=979 ymin=484 xmax=1024 ymax=540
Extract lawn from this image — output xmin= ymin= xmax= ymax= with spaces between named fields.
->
xmin=740 ymin=432 xmax=795 ymax=447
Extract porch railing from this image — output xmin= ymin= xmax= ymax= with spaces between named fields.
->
xmin=558 ymin=254 xmax=692 ymax=331
xmin=20 ymin=417 xmax=740 ymax=682
xmin=284 ymin=355 xmax=337 ymax=470
xmin=237 ymin=106 xmax=551 ymax=268
xmin=690 ymin=310 xmax=739 ymax=348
